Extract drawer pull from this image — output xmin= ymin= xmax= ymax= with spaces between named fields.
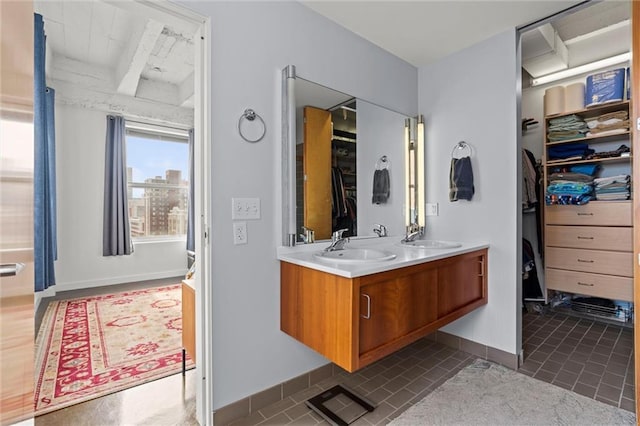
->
xmin=577 ymin=236 xmax=594 ymax=240
xmin=577 ymin=282 xmax=594 ymax=287
xmin=577 ymin=259 xmax=594 ymax=263
xmin=577 ymin=213 xmax=594 ymax=216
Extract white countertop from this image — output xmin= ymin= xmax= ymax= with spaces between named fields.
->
xmin=276 ymin=236 xmax=489 ymax=278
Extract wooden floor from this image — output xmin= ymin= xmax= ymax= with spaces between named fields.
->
xmin=35 ymin=277 xmax=196 ymax=426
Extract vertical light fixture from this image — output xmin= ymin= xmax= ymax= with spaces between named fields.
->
xmin=404 ymin=118 xmax=412 ymax=229
xmin=283 ymin=65 xmax=296 ymax=246
xmin=416 ymin=115 xmax=425 ymax=229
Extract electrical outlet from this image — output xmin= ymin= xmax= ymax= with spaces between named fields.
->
xmin=426 ymin=203 xmax=439 ymax=216
xmin=232 ymin=198 xmax=261 ymax=220
xmin=233 ymin=222 xmax=247 ymax=245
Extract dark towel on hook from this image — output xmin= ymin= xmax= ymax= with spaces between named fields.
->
xmin=372 ymin=169 xmax=390 ymax=204
xmin=449 ymin=156 xmax=474 ymax=201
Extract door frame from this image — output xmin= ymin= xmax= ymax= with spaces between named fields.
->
xmin=120 ymin=1 xmax=213 ymax=424
xmin=631 ymin=0 xmax=639 ymax=416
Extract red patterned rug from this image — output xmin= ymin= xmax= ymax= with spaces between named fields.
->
xmin=34 ymin=284 xmax=193 ymax=415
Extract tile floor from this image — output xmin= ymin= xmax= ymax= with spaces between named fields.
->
xmin=520 ymin=310 xmax=635 ymax=412
xmin=231 ymin=310 xmax=635 ymax=426
xmin=230 ymin=339 xmax=474 ymax=426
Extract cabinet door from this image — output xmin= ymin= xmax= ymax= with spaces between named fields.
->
xmin=438 ymin=254 xmax=486 ymax=318
xmin=359 ymin=268 xmax=437 ymax=355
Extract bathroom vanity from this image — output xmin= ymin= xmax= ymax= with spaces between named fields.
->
xmin=278 ymin=239 xmax=489 ymax=372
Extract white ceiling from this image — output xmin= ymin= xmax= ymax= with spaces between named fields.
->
xmin=301 ymin=0 xmax=584 ymax=68
xmin=35 ymin=0 xmax=195 ymax=109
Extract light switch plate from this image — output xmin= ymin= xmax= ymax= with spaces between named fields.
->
xmin=232 ymin=198 xmax=260 ymax=220
xmin=426 ymin=203 xmax=439 ymax=216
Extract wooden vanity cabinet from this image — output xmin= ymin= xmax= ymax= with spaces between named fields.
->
xmin=280 ymin=249 xmax=487 ymax=372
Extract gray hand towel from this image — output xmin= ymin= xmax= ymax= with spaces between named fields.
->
xmin=449 ymin=156 xmax=474 ymax=201
xmin=372 ymin=169 xmax=390 ymax=204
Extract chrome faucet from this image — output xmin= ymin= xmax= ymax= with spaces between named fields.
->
xmin=300 ymin=226 xmax=315 ymax=244
xmin=401 ymin=225 xmax=423 ymax=243
xmin=325 ymin=228 xmax=349 ymax=252
xmin=373 ymin=223 xmax=387 ymax=237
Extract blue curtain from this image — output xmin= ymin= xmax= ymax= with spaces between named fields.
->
xmin=34 ymin=13 xmax=57 ymax=292
xmin=103 ymin=115 xmax=133 ymax=256
xmin=186 ymin=129 xmax=195 ymax=251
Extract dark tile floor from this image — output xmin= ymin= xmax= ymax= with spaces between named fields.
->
xmin=520 ymin=310 xmax=635 ymax=412
xmin=230 ymin=339 xmax=475 ymax=426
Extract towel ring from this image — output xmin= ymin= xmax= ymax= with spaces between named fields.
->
xmin=451 ymin=141 xmax=472 ymax=159
xmin=238 ymin=109 xmax=266 ymax=143
xmin=375 ymin=155 xmax=390 ymax=170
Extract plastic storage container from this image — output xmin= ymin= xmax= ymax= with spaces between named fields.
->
xmin=585 ymin=68 xmax=625 ymax=107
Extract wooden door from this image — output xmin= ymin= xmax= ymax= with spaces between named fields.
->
xmin=359 ymin=269 xmax=438 ymax=355
xmin=437 ymin=253 xmax=486 ymax=318
xmin=0 ymin=1 xmax=35 ymax=424
xmin=632 ymin=0 xmax=640 ymax=416
xmin=303 ymin=106 xmax=333 ymax=240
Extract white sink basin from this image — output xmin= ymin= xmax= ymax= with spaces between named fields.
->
xmin=400 ymin=240 xmax=462 ymax=249
xmin=313 ymin=248 xmax=397 ymax=264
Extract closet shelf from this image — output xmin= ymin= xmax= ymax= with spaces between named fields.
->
xmin=546 ymin=155 xmax=631 ymax=168
xmin=544 ymin=100 xmax=630 ymax=120
xmin=545 ymin=131 xmax=631 ymax=146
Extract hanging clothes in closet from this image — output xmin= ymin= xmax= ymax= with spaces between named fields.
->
xmin=522 ymin=149 xmax=543 ymax=256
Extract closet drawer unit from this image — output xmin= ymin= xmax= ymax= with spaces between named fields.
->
xmin=545 ymin=201 xmax=632 ymax=226
xmin=545 ymin=247 xmax=633 ymax=277
xmin=546 ymin=268 xmax=633 ymax=302
xmin=545 ymin=225 xmax=632 ymax=252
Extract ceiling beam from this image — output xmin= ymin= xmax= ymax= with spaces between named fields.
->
xmin=177 ymin=72 xmax=194 ymax=107
xmin=115 ymin=18 xmax=164 ymax=96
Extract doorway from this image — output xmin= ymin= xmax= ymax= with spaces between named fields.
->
xmin=517 ymin=0 xmax=634 ymax=412
xmin=30 ymin=1 xmax=211 ymax=424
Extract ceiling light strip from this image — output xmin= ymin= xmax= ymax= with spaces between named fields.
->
xmin=531 ymin=52 xmax=631 ymax=87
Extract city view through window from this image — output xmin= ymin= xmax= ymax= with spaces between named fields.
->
xmin=126 ymin=132 xmax=189 ymax=239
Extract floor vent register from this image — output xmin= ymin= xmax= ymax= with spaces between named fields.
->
xmin=305 ymin=385 xmax=376 ymax=426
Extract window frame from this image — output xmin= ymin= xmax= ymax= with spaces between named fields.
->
xmin=125 ymin=122 xmax=190 ymax=242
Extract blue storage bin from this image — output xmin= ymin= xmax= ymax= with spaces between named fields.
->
xmin=627 ymin=67 xmax=631 ymax=101
xmin=585 ymin=68 xmax=625 ymax=107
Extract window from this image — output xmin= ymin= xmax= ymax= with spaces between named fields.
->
xmin=125 ymin=123 xmax=189 ymax=240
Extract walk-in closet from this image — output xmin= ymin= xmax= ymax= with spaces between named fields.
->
xmin=519 ymin=0 xmax=635 ymax=410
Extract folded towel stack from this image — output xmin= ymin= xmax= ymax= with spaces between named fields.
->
xmin=593 ymin=174 xmax=631 ymax=201
xmin=547 ymin=114 xmax=588 ymax=142
xmin=547 ymin=142 xmax=594 ymax=163
xmin=586 ymin=110 xmax=629 ymax=137
xmin=545 ymin=169 xmax=594 ymax=206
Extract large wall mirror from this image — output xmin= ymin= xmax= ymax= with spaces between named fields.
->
xmin=282 ymin=65 xmax=413 ymax=246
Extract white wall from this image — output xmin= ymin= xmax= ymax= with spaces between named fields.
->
xmin=357 ymin=100 xmax=408 ymax=237
xmin=418 ymin=29 xmax=520 ymax=355
xmin=177 ymin=1 xmax=417 ymax=410
xmin=53 ymin=104 xmax=188 ymax=292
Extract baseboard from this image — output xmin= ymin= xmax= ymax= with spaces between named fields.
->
xmin=432 ymin=330 xmax=520 ymax=370
xmin=55 ymin=269 xmax=188 ymax=292
xmin=212 ymin=363 xmax=336 ymax=425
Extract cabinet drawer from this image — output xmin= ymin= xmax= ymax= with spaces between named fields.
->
xmin=546 ymin=268 xmax=633 ymax=301
xmin=546 ymin=226 xmax=632 ymax=251
xmin=546 ymin=247 xmax=632 ymax=277
xmin=545 ymin=201 xmax=631 ymax=226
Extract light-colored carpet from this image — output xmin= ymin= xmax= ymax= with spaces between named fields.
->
xmin=389 ymin=359 xmax=635 ymax=425
xmin=35 ymin=285 xmax=193 ymax=415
